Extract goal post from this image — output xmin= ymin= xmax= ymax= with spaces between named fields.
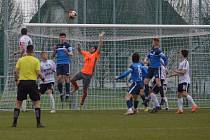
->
xmin=1 ymin=23 xmax=210 ymax=110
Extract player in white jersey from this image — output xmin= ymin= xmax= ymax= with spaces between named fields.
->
xmin=172 ymin=50 xmax=198 ymax=114
xmin=39 ymin=52 xmax=56 ymax=113
xmin=159 ymin=60 xmax=169 ymax=110
xmin=14 ymin=28 xmax=33 ymax=56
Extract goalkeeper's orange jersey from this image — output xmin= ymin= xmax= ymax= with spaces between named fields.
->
xmin=81 ymin=50 xmax=100 ymax=75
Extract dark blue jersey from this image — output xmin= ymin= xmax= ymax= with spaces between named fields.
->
xmin=55 ymin=42 xmax=73 ymax=64
xmin=116 ymin=63 xmax=147 ymax=84
xmin=147 ymin=47 xmax=167 ymax=68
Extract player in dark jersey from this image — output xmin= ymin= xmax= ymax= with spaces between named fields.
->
xmin=144 ymin=38 xmax=167 ymax=113
xmin=52 ymin=33 xmax=73 ymax=102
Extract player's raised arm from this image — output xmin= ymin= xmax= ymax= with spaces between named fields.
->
xmin=77 ymin=43 xmax=82 ymax=54
xmin=97 ymin=32 xmax=105 ymax=52
xmin=52 ymin=45 xmax=57 ymax=58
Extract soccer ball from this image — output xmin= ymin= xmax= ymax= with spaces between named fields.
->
xmin=68 ymin=10 xmax=77 ymax=19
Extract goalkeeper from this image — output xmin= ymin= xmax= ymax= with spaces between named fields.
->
xmin=70 ymin=32 xmax=104 ymax=109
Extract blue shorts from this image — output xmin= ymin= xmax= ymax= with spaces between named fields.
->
xmin=128 ymin=82 xmax=144 ymax=95
xmin=146 ymin=67 xmax=161 ymax=79
xmin=56 ymin=64 xmax=70 ymax=76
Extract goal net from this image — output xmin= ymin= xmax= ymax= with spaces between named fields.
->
xmin=1 ymin=24 xmax=210 ymax=110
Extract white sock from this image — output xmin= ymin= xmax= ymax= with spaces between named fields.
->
xmin=177 ymin=98 xmax=183 ymax=111
xmin=150 ymin=93 xmax=160 ymax=107
xmin=186 ymin=95 xmax=196 ymax=106
xmin=164 ymin=97 xmax=169 ymax=108
xmin=49 ymin=94 xmax=55 ymax=110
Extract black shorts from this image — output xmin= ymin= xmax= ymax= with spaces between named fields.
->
xmin=178 ymin=82 xmax=190 ymax=92
xmin=56 ymin=64 xmax=70 ymax=76
xmin=146 ymin=67 xmax=161 ymax=79
xmin=71 ymin=72 xmax=92 ymax=89
xmin=17 ymin=80 xmax=40 ymax=101
xmin=39 ymin=82 xmax=54 ymax=95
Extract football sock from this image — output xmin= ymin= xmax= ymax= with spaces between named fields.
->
xmin=65 ymin=83 xmax=70 ymax=96
xmin=150 ymin=93 xmax=160 ymax=107
xmin=145 ymin=84 xmax=149 ymax=97
xmin=49 ymin=94 xmax=55 ymax=110
xmin=13 ymin=108 xmax=20 ymax=125
xmin=186 ymin=95 xmax=196 ymax=106
xmin=126 ymin=99 xmax=133 ymax=109
xmin=58 ymin=83 xmax=63 ymax=94
xmin=178 ymin=98 xmax=183 ymax=110
xmin=81 ymin=89 xmax=88 ymax=105
xmin=35 ymin=108 xmax=41 ymax=124
xmin=134 ymin=100 xmax=139 ymax=109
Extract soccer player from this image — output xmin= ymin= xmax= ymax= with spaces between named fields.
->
xmin=70 ymin=32 xmax=104 ymax=109
xmin=14 ymin=28 xmax=33 ymax=56
xmin=116 ymin=52 xmax=147 ymax=115
xmin=144 ymin=38 xmax=168 ymax=113
xmin=152 ymin=59 xmax=169 ymax=110
xmin=14 ymin=28 xmax=33 ymax=112
xmin=171 ymin=50 xmax=198 ymax=114
xmin=12 ymin=45 xmax=44 ymax=128
xmin=52 ymin=33 xmax=73 ymax=102
xmin=39 ymin=52 xmax=56 ymax=113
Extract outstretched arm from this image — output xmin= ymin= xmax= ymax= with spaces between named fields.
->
xmin=77 ymin=43 xmax=82 ymax=54
xmin=116 ymin=69 xmax=132 ymax=80
xmin=97 ymin=32 xmax=105 ymax=53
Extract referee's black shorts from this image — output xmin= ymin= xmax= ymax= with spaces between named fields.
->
xmin=17 ymin=80 xmax=40 ymax=101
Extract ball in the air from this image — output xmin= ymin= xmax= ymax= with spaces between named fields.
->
xmin=68 ymin=10 xmax=77 ymax=19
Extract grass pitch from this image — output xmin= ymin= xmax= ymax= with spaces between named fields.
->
xmin=0 ymin=109 xmax=210 ymax=140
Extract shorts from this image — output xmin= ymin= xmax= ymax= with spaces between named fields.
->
xmin=17 ymin=80 xmax=40 ymax=101
xmin=178 ymin=82 xmax=190 ymax=92
xmin=146 ymin=67 xmax=161 ymax=79
xmin=39 ymin=82 xmax=54 ymax=94
xmin=128 ymin=82 xmax=144 ymax=95
xmin=71 ymin=72 xmax=92 ymax=89
xmin=56 ymin=64 xmax=70 ymax=76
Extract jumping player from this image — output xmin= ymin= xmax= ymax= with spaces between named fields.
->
xmin=144 ymin=38 xmax=168 ymax=113
xmin=70 ymin=32 xmax=104 ymax=109
xmin=52 ymin=33 xmax=73 ymax=102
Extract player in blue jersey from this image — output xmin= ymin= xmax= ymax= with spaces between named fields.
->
xmin=116 ymin=52 xmax=147 ymax=115
xmin=52 ymin=33 xmax=73 ymax=102
xmin=144 ymin=38 xmax=168 ymax=113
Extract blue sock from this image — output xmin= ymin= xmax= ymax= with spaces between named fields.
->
xmin=126 ymin=99 xmax=133 ymax=108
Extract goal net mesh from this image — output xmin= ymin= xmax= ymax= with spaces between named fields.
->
xmin=1 ymin=24 xmax=210 ymax=110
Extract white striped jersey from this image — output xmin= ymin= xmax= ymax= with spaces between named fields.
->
xmin=40 ymin=60 xmax=56 ymax=84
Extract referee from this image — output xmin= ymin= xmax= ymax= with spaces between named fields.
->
xmin=12 ymin=45 xmax=44 ymax=128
